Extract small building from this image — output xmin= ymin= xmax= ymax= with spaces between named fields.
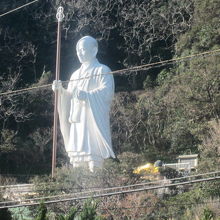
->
xmin=177 ymin=154 xmax=198 ymax=171
xmin=163 ymin=154 xmax=198 ymax=174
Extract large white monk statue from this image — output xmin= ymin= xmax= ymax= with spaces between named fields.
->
xmin=52 ymin=36 xmax=115 ymax=171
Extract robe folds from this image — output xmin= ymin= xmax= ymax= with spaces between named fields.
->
xmin=57 ymin=59 xmax=115 ymax=168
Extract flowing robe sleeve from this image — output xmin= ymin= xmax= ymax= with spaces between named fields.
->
xmin=57 ymin=69 xmax=80 ymax=149
xmin=86 ymin=65 xmax=115 ymax=158
xmin=57 ymin=89 xmax=71 ymax=149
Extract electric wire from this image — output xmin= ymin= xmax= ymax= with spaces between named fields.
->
xmin=0 ymin=169 xmax=219 ymax=206
xmin=1 ymin=170 xmax=219 ymax=191
xmin=1 ymin=175 xmax=220 ymax=209
xmin=0 ymin=0 xmax=219 ymax=214
xmin=0 ymin=48 xmax=220 ymax=98
xmin=0 ymin=171 xmax=220 ymax=196
xmin=109 ymin=48 xmax=220 ymax=75
xmin=0 ymin=0 xmax=39 ymax=18
xmin=0 ymin=174 xmax=219 ymax=209
xmin=0 ymin=171 xmax=211 ymax=203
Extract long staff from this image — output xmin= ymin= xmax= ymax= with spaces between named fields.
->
xmin=52 ymin=6 xmax=64 ymax=178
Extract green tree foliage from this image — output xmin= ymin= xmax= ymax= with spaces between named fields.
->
xmin=0 ymin=0 xmax=194 ymax=175
xmin=33 ymin=201 xmax=103 ymax=220
xmin=202 ymin=208 xmax=215 ymax=220
xmin=198 ymin=121 xmax=220 ymax=172
xmin=31 ymin=153 xmax=144 ymax=200
xmin=35 ymin=202 xmax=48 ymax=220
xmin=124 ymin=0 xmax=220 ymax=163
xmin=0 ymin=2 xmax=220 ymax=219
xmin=0 ymin=208 xmax=12 ymax=220
xmin=55 ymin=207 xmax=77 ymax=220
xmin=77 ymin=200 xmax=103 ymax=220
xmin=64 ymin=207 xmax=78 ymax=220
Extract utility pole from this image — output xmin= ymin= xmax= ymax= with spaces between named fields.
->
xmin=52 ymin=6 xmax=64 ymax=178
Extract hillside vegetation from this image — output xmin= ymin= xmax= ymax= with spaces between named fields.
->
xmin=0 ymin=0 xmax=220 ymax=219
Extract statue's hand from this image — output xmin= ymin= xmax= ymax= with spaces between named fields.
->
xmin=75 ymin=89 xmax=87 ymax=101
xmin=52 ymin=80 xmax=62 ymax=92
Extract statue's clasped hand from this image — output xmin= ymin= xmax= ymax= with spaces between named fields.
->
xmin=52 ymin=80 xmax=62 ymax=92
xmin=69 ymin=88 xmax=87 ymax=124
xmin=74 ymin=88 xmax=87 ymax=101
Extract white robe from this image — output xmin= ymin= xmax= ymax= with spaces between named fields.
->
xmin=57 ymin=59 xmax=115 ymax=168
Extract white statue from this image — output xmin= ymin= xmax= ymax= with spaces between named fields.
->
xmin=52 ymin=36 xmax=115 ymax=171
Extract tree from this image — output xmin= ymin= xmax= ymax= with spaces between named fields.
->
xmin=35 ymin=203 xmax=48 ymax=220
xmin=0 ymin=0 xmax=194 ymax=175
xmin=0 ymin=208 xmax=12 ymax=220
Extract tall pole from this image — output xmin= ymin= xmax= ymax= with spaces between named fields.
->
xmin=52 ymin=6 xmax=64 ymax=178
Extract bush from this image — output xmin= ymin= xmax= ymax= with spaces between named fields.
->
xmin=35 ymin=203 xmax=48 ymax=220
xmin=0 ymin=208 xmax=12 ymax=220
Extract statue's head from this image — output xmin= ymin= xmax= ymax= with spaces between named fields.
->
xmin=76 ymin=36 xmax=98 ymax=64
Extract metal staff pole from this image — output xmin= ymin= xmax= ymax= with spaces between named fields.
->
xmin=52 ymin=6 xmax=64 ymax=178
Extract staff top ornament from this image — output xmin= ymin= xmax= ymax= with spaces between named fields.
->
xmin=56 ymin=6 xmax=64 ymax=22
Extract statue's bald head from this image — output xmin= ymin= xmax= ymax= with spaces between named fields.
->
xmin=76 ymin=36 xmax=98 ymax=50
xmin=76 ymin=36 xmax=98 ymax=63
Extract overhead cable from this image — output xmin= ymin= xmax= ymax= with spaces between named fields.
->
xmin=0 ymin=47 xmax=220 ymax=98
xmin=0 ymin=175 xmax=219 ymax=209
xmin=1 ymin=170 xmax=219 ymax=191
xmin=0 ymin=0 xmax=39 ymax=18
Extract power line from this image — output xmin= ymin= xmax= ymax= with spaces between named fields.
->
xmin=110 ymin=48 xmax=220 ymax=75
xmin=0 ymin=47 xmax=220 ymax=98
xmin=0 ymin=175 xmax=219 ymax=209
xmin=1 ymin=170 xmax=219 ymax=191
xmin=0 ymin=170 xmax=219 ymax=204
xmin=0 ymin=83 xmax=49 ymax=97
xmin=0 ymin=0 xmax=39 ymax=18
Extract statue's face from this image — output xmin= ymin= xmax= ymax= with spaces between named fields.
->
xmin=77 ymin=39 xmax=97 ymax=63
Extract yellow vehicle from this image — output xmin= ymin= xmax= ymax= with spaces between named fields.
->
xmin=133 ymin=163 xmax=159 ymax=175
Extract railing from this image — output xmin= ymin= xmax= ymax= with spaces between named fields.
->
xmin=164 ymin=163 xmax=191 ymax=172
